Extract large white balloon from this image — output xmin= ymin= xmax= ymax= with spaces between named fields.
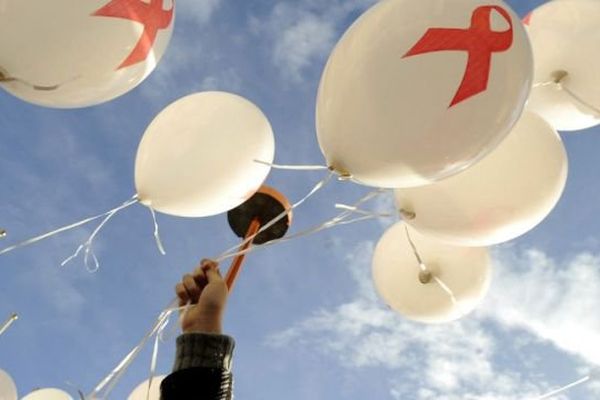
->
xmin=0 ymin=0 xmax=175 ymax=108
xmin=395 ymin=111 xmax=568 ymax=246
xmin=127 ymin=376 xmax=166 ymax=400
xmin=525 ymin=0 xmax=600 ymax=131
xmin=135 ymin=91 xmax=275 ymax=218
xmin=316 ymin=0 xmax=532 ymax=188
xmin=0 ymin=369 xmax=17 ymax=400
xmin=22 ymin=388 xmax=73 ymax=400
xmin=372 ymin=222 xmax=491 ymax=323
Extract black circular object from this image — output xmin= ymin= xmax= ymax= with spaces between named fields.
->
xmin=227 ymin=187 xmax=291 ymax=245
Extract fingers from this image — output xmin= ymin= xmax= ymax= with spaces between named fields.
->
xmin=175 ymin=283 xmax=189 ymax=306
xmin=182 ymin=274 xmax=201 ymax=303
xmin=175 ymin=259 xmax=221 ymax=305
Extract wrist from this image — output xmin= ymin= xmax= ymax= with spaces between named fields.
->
xmin=183 ymin=317 xmax=223 ymax=334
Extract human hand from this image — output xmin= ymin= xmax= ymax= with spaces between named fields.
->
xmin=175 ymin=259 xmax=229 ymax=334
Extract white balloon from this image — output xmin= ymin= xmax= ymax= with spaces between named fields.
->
xmin=21 ymin=388 xmax=72 ymax=400
xmin=0 ymin=0 xmax=175 ymax=108
xmin=372 ymin=222 xmax=491 ymax=323
xmin=525 ymin=0 xmax=600 ymax=131
xmin=0 ymin=369 xmax=17 ymax=400
xmin=135 ymin=91 xmax=275 ymax=217
xmin=395 ymin=111 xmax=568 ymax=246
xmin=127 ymin=376 xmax=166 ymax=400
xmin=316 ymin=0 xmax=532 ymax=188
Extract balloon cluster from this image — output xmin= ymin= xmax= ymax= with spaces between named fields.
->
xmin=0 ymin=0 xmax=598 ymax=397
xmin=314 ymin=0 xmax=597 ymax=323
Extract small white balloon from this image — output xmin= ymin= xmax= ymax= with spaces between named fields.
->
xmin=127 ymin=376 xmax=166 ymax=400
xmin=0 ymin=0 xmax=175 ymax=108
xmin=135 ymin=91 xmax=275 ymax=218
xmin=372 ymin=222 xmax=491 ymax=323
xmin=0 ymin=369 xmax=17 ymax=400
xmin=395 ymin=111 xmax=568 ymax=246
xmin=22 ymin=388 xmax=73 ymax=400
xmin=525 ymin=0 xmax=600 ymax=131
xmin=316 ymin=0 xmax=532 ymax=188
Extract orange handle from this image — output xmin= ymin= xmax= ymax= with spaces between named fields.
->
xmin=225 ymin=218 xmax=261 ymax=292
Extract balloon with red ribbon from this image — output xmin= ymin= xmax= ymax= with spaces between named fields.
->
xmin=316 ymin=0 xmax=532 ymax=188
xmin=525 ymin=0 xmax=600 ymax=131
xmin=0 ymin=0 xmax=175 ymax=108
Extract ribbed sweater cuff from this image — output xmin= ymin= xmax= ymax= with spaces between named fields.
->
xmin=172 ymin=333 xmax=235 ymax=373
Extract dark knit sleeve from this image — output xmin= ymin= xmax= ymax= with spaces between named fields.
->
xmin=160 ymin=333 xmax=235 ymax=400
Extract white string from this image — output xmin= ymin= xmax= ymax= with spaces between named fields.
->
xmin=0 ymin=196 xmax=139 ymax=257
xmin=149 ymin=207 xmax=166 ymax=256
xmin=254 ymin=159 xmax=330 ymax=171
xmin=334 ymin=203 xmax=393 ymax=218
xmin=0 ymin=313 xmax=18 ymax=337
xmin=61 ymin=196 xmax=139 ymax=272
xmin=87 ymin=298 xmax=184 ymax=399
xmin=404 ymin=226 xmax=459 ymax=306
xmin=216 ymin=190 xmax=387 ymax=262
xmin=215 ymin=171 xmax=335 ymax=262
xmin=533 ymin=78 xmax=600 ymax=116
xmin=534 ymin=375 xmax=590 ymax=400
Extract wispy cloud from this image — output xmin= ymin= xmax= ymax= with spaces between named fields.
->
xmin=252 ymin=0 xmax=377 ymax=82
xmin=268 ymin=241 xmax=599 ymax=398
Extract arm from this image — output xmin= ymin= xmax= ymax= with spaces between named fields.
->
xmin=160 ymin=260 xmax=235 ymax=400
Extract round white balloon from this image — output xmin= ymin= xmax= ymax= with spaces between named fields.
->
xmin=0 ymin=369 xmax=17 ymax=400
xmin=22 ymin=388 xmax=73 ymax=400
xmin=316 ymin=0 xmax=532 ymax=188
xmin=372 ymin=222 xmax=491 ymax=323
xmin=127 ymin=376 xmax=166 ymax=400
xmin=135 ymin=91 xmax=275 ymax=217
xmin=525 ymin=0 xmax=600 ymax=131
xmin=0 ymin=0 xmax=175 ymax=108
xmin=395 ymin=111 xmax=568 ymax=246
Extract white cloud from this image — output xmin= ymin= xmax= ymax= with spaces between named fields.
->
xmin=254 ymin=0 xmax=377 ymax=82
xmin=176 ymin=0 xmax=223 ymax=24
xmin=268 ymin=241 xmax=600 ymax=399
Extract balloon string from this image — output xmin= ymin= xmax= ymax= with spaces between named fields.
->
xmin=149 ymin=206 xmax=166 ymax=256
xmin=61 ymin=195 xmax=139 ymax=272
xmin=214 ymin=171 xmax=335 ymax=262
xmin=533 ymin=78 xmax=600 ymax=116
xmin=216 ymin=190 xmax=387 ymax=262
xmin=560 ymin=85 xmax=600 ymax=116
xmin=254 ymin=159 xmax=330 ymax=171
xmin=404 ymin=226 xmax=427 ymax=271
xmin=334 ymin=203 xmax=393 ymax=218
xmin=0 ymin=195 xmax=139 ymax=257
xmin=0 ymin=313 xmax=18 ymax=337
xmin=404 ymin=226 xmax=458 ymax=305
xmin=534 ymin=375 xmax=591 ymax=400
xmin=87 ymin=298 xmax=186 ymax=399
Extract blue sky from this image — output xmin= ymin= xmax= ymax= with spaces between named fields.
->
xmin=1 ymin=0 xmax=600 ymax=399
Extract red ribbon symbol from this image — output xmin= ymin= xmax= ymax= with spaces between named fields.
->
xmin=93 ymin=0 xmax=174 ymax=70
xmin=403 ymin=6 xmax=514 ymax=108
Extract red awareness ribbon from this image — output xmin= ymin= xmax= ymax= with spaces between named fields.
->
xmin=403 ymin=5 xmax=514 ymax=108
xmin=93 ymin=0 xmax=174 ymax=70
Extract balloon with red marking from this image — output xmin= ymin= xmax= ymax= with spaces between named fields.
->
xmin=316 ymin=0 xmax=532 ymax=188
xmin=525 ymin=0 xmax=600 ymax=131
xmin=0 ymin=0 xmax=175 ymax=108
